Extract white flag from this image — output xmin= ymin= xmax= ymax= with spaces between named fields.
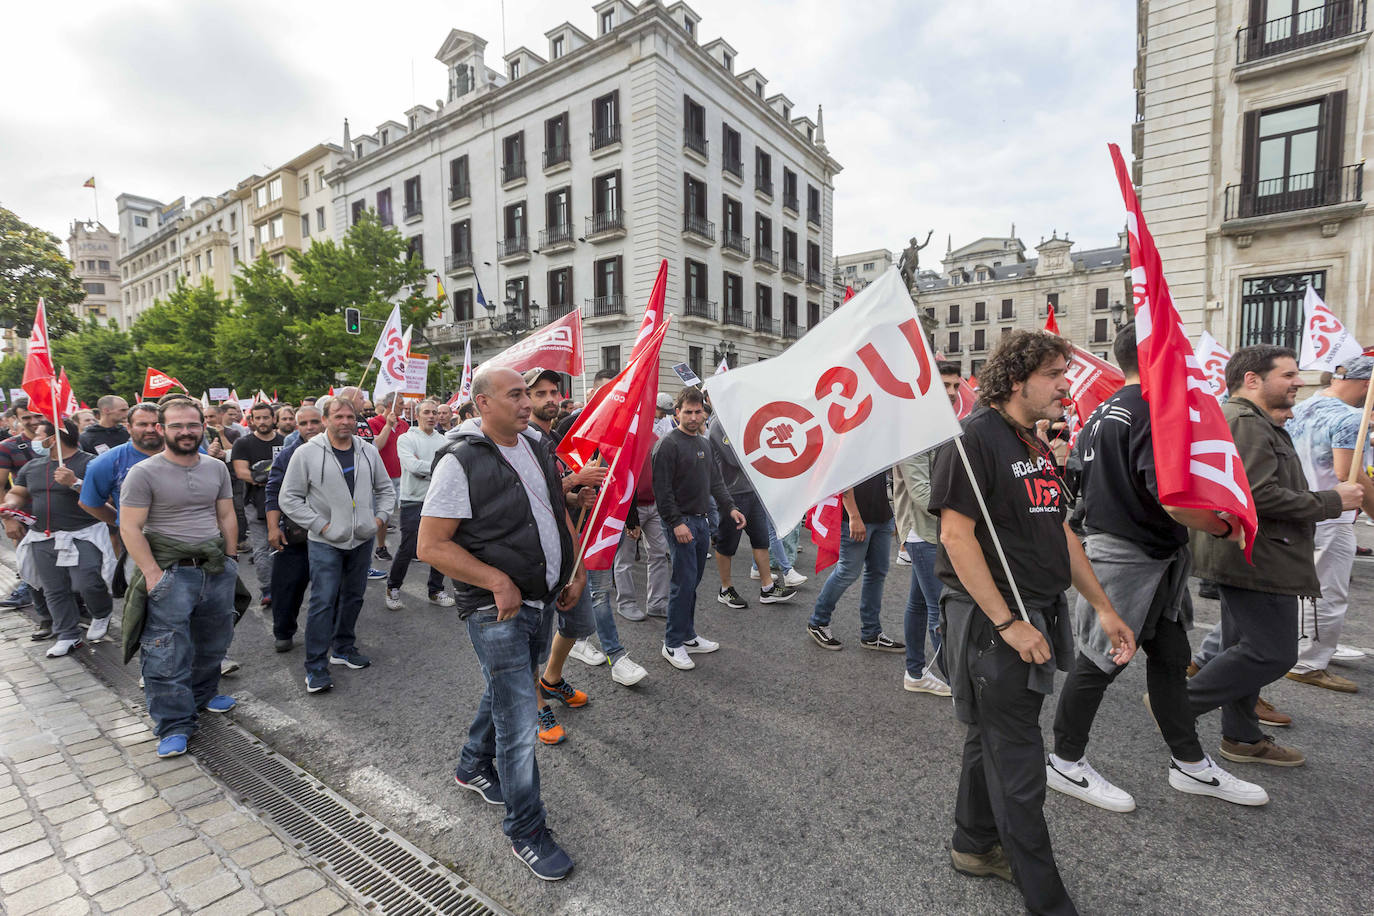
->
xmin=714 ymin=357 xmax=730 ymax=375
xmin=375 ymin=324 xmax=411 ymax=398
xmin=457 ymin=338 xmax=473 ymax=401
xmin=704 ymin=268 xmax=960 ymax=532
xmin=371 ymin=303 xmax=404 ymax=362
xmin=1299 ymin=286 xmax=1363 ymax=372
xmin=1195 ymin=331 xmax=1231 ymax=399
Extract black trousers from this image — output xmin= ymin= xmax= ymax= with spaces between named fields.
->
xmin=954 ymin=615 xmax=1077 ymax=916
xmin=270 ymin=540 xmax=310 ymax=640
xmin=1052 ymin=614 xmax=1203 ymax=763
xmin=1188 ymin=584 xmax=1297 ymax=744
xmin=386 ymin=502 xmax=444 ymax=593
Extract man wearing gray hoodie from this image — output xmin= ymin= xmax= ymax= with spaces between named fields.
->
xmin=280 ymin=396 xmax=395 ymax=693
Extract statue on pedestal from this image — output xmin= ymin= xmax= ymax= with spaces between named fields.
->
xmin=898 ymin=230 xmax=934 ymax=289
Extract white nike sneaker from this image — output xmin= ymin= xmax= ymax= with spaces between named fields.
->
xmin=1045 ymin=756 xmax=1136 ymax=813
xmin=568 ymin=638 xmax=607 ymax=667
xmin=610 ymin=655 xmax=647 ymax=686
xmin=683 ymin=635 xmax=719 ymax=654
xmin=662 ymin=644 xmax=695 ymax=670
xmin=46 ymin=638 xmax=84 ymax=658
xmin=87 ymin=616 xmax=111 ymax=642
xmin=783 ymin=569 xmax=808 ymax=587
xmin=1168 ymin=757 xmax=1269 ymax=806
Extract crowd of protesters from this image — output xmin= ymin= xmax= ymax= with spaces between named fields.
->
xmin=1 ymin=325 xmax=1369 ymax=903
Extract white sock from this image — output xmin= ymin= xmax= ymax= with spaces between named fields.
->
xmin=1173 ymin=755 xmax=1211 ymax=774
xmin=1049 ymin=753 xmax=1081 ymax=771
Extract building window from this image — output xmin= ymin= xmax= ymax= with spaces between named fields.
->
xmin=602 ymin=345 xmax=621 ymax=373
xmin=683 ymin=16 xmax=694 ymax=36
xmin=592 ymin=91 xmax=620 ymax=148
xmin=376 ymin=188 xmax=393 ymax=226
xmin=600 ymin=9 xmax=614 ymax=33
xmin=403 ymin=176 xmax=422 ymax=219
xmin=508 ymin=59 xmax=520 ymax=80
xmin=454 ymin=288 xmax=474 ymax=322
xmin=755 ymin=213 xmax=773 ymax=255
xmin=502 ymin=131 xmax=525 ymax=183
xmin=685 ymin=258 xmax=709 ymax=303
xmin=593 ymin=170 xmax=620 ymax=216
xmin=948 ymin=331 xmax=961 ymax=352
xmin=545 ymin=113 xmax=570 ymax=166
xmin=807 ymin=300 xmax=820 ymax=327
xmin=380 ymin=129 xmax=389 ymax=145
xmin=755 ymin=284 xmax=773 ymax=328
xmin=301 ymin=215 xmax=311 ymax=238
xmin=551 ymin=35 xmax=565 ymax=59
xmin=755 ymin=148 xmax=773 ymax=196
xmin=450 ymin=155 xmax=470 ymax=200
xmin=231 ymin=245 xmax=239 ymax=262
xmin=806 ymin=185 xmax=821 ymax=224
xmin=723 ymin=195 xmax=743 ymax=238
xmin=1093 ymin=318 xmax=1110 ymax=343
xmin=507 ymin=276 xmax=529 ymax=310
xmin=973 ymin=301 xmax=987 ymax=322
xmin=504 ymin=202 xmax=526 ymax=245
xmin=806 ymin=241 xmax=821 ymax=277
xmin=546 ymin=187 xmax=571 ymax=231
xmin=316 ymin=207 xmax=326 ymax=232
xmin=755 ymin=80 xmax=764 ymax=98
xmin=205 ymin=250 xmax=213 ymax=268
xmin=683 ymin=96 xmax=707 ymax=154
xmin=594 ymin=256 xmax=623 ymax=304
xmin=406 ymin=235 xmax=424 ymax=265
xmin=722 ymin=124 xmax=742 ymax=177
xmin=351 ymin=200 xmax=365 ymax=225
xmin=134 ymin=215 xmax=148 ymax=227
xmin=271 ymin=215 xmax=284 ymax=239
xmin=948 ymin=303 xmax=961 ymax=324
xmin=1047 ymin=292 xmax=1059 ymax=312
xmin=723 ymin=272 xmax=743 ymax=318
xmin=451 ymin=219 xmax=471 ymax=257
xmin=783 ymin=293 xmax=798 ymax=328
xmin=684 ymin=174 xmax=708 ymax=221
xmin=548 ymin=267 xmax=573 ymax=314
xmin=862 ymin=262 xmax=873 ymax=272
xmin=1240 ymin=270 xmax=1324 ymax=350
xmin=721 ymin=51 xmax=733 ymax=71
xmin=1000 ymin=298 xmax=1014 ymax=319
xmin=689 ymin=345 xmax=704 ymax=379
xmin=782 ymin=168 xmax=798 ymax=210
xmin=82 ymin=282 xmax=105 ymax=295
xmin=1094 ymin=287 xmax=1109 ymax=310
xmin=782 ymin=228 xmax=799 ymax=267
xmin=974 ymin=328 xmax=987 ymax=351
xmin=269 ymin=176 xmax=282 ymax=201
xmin=1236 ymin=93 xmax=1348 ymax=218
xmin=301 ymin=176 xmax=310 ymax=198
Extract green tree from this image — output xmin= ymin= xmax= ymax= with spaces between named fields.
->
xmin=49 ymin=317 xmax=140 ymax=402
xmin=0 ymin=353 xmax=24 ymax=396
xmin=126 ymin=279 xmax=226 ymax=394
xmin=0 ymin=207 xmax=83 ymax=336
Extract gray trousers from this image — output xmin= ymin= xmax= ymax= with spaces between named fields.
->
xmin=247 ymin=505 xmax=273 ymax=595
xmin=31 ymin=539 xmax=113 ymax=641
xmin=1295 ymin=523 xmax=1354 ymax=672
xmin=613 ymin=502 xmax=670 ymax=617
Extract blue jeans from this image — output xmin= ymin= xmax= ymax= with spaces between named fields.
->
xmin=666 ymin=515 xmax=710 ymax=649
xmin=586 ymin=568 xmax=624 ymax=661
xmin=140 ymin=562 xmax=238 ymax=738
xmin=304 ymin=540 xmax=372 ymax=677
xmin=903 ymin=539 xmax=944 ymax=676
xmin=765 ymin=518 xmax=800 ymax=575
xmin=808 ymin=518 xmax=895 ymax=641
xmin=459 ymin=600 xmax=555 ymax=840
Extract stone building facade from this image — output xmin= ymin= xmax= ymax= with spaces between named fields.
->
xmin=66 ymin=221 xmax=121 ymax=323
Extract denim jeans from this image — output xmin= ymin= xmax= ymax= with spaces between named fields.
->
xmin=31 ymin=539 xmax=113 ymax=641
xmin=767 ymin=518 xmax=800 ymax=575
xmin=903 ymin=539 xmax=944 ymax=676
xmin=387 ymin=501 xmax=444 ymax=593
xmin=459 ymin=600 xmax=555 ymax=840
xmin=809 ymin=518 xmax=895 ymax=641
xmin=269 ymin=540 xmax=310 ymax=640
xmin=586 ymin=568 xmax=624 ymax=661
xmin=140 ymin=562 xmax=238 ymax=738
xmin=304 ymin=540 xmax=372 ymax=677
xmin=666 ymin=515 xmax=710 ymax=649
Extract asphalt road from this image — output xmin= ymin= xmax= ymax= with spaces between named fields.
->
xmin=8 ymin=525 xmax=1374 ymax=915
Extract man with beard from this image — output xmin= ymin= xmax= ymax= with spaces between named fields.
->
xmin=276 ymin=404 xmax=297 ymax=438
xmin=930 ymin=330 xmax=1135 ymax=914
xmin=120 ymin=400 xmax=239 ymax=758
xmin=80 ymin=403 xmax=165 ymax=537
xmin=231 ymin=403 xmax=284 ymax=608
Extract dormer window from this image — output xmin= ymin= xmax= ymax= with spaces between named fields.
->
xmin=722 ymin=51 xmax=733 ymax=71
xmin=380 ymin=129 xmax=389 ymax=145
xmin=755 ymin=81 xmax=763 ymax=98
xmin=600 ymin=10 xmax=614 ymax=33
xmin=683 ymin=17 xmax=694 ymax=36
xmin=408 ymin=114 xmax=417 ymax=130
xmin=806 ymin=125 xmax=814 ymax=141
xmin=355 ymin=144 xmax=363 ymax=157
xmin=509 ymin=59 xmax=520 ymax=80
xmin=782 ymin=104 xmax=790 ymax=121
xmin=551 ymin=35 xmax=564 ymax=58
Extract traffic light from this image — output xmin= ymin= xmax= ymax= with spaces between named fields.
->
xmin=344 ymin=307 xmax=361 ymax=334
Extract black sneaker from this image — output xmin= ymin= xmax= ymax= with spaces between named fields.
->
xmin=759 ymin=583 xmax=795 ymax=604
xmin=860 ymin=633 xmax=906 ymax=652
xmin=808 ymin=624 xmax=842 ymax=650
xmin=454 ymin=764 xmax=504 ymax=806
xmin=717 ymin=586 xmax=747 ymax=609
xmin=512 ymin=827 xmax=574 ymax=881
xmin=375 ymin=546 xmax=393 ymax=561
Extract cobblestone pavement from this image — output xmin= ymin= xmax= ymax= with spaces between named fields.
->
xmin=0 ymin=581 xmax=364 ymax=916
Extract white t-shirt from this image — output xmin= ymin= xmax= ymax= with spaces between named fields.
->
xmin=423 ymin=434 xmax=563 ymax=601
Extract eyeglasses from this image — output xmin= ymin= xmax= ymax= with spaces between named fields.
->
xmin=164 ymin=423 xmax=204 ymax=433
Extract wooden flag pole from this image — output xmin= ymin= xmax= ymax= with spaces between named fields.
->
xmin=1346 ymin=375 xmax=1374 ymax=484
xmin=356 ymin=359 xmax=374 ymax=392
xmin=953 ymin=436 xmax=1028 ymax=622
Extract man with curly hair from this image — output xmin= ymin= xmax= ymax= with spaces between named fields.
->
xmin=930 ymin=330 xmax=1135 ymax=915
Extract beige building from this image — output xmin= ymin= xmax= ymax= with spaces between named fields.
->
xmin=835 ymin=248 xmax=893 ymax=292
xmin=1133 ymin=0 xmax=1371 ymax=352
xmin=913 ymin=232 xmax=1130 ymax=376
xmin=247 ymin=143 xmax=348 ymax=270
xmin=67 ymin=220 xmax=121 ymax=323
xmin=177 ymin=190 xmax=249 ymax=296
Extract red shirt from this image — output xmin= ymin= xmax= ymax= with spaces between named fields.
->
xmin=367 ymin=415 xmax=409 ymax=479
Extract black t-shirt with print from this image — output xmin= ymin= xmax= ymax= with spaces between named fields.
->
xmin=929 ymin=406 xmax=1069 ymax=606
xmin=1077 ymin=384 xmax=1187 ymax=559
xmin=230 ymin=433 xmax=284 ymax=513
xmin=845 ymin=471 xmax=894 ymax=526
xmin=79 ymin=424 xmax=130 ymax=456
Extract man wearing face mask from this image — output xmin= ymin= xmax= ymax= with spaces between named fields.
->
xmin=5 ymin=419 xmax=116 ymax=654
xmin=0 ymin=399 xmax=43 ymax=610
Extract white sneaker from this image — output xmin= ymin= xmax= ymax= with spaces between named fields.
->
xmin=903 ymin=670 xmax=952 ymax=697
xmin=87 ymin=616 xmax=111 ymax=642
xmin=610 ymin=655 xmax=647 ymax=686
xmin=220 ymin=658 xmax=240 ymax=676
xmin=385 ymin=588 xmax=404 ymax=611
xmin=568 ymin=638 xmax=607 ymax=667
xmin=46 ymin=638 xmax=83 ymax=658
xmin=1168 ymin=757 xmax=1269 ymax=806
xmin=662 ymin=644 xmax=695 ymax=670
xmin=896 ymin=549 xmax=912 ymax=565
xmin=428 ymin=591 xmax=456 ymax=608
xmin=683 ymin=635 xmax=719 ymax=654
xmin=1045 ymin=756 xmax=1136 ymax=812
xmin=1333 ymin=644 xmax=1367 ymax=662
xmin=749 ymin=566 xmax=761 ymax=580
xmin=783 ymin=569 xmax=808 ymax=587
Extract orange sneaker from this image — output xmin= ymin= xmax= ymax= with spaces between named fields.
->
xmin=537 ymin=706 xmax=566 ymax=745
xmin=539 ymin=677 xmax=589 ymax=708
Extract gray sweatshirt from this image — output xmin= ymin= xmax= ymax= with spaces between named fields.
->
xmin=279 ymin=433 xmax=395 ymax=549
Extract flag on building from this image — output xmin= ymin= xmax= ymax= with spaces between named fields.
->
xmin=1298 ymin=285 xmax=1363 ymax=373
xmin=475 ymin=278 xmax=491 ymax=312
xmin=1110 ymin=142 xmax=1257 ymax=555
xmin=436 ymin=276 xmax=448 ymax=302
xmin=484 ymin=308 xmax=584 ymax=377
xmin=705 ymin=268 xmax=961 ymax=533
xmin=1196 ymin=331 xmax=1231 ymax=399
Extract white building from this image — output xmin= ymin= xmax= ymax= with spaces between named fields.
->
xmin=115 ymin=194 xmax=185 ymax=329
xmin=835 ymin=248 xmax=894 ymax=293
xmin=327 ymin=0 xmax=842 ymax=390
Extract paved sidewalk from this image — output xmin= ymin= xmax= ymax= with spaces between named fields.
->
xmin=0 ymin=606 xmax=362 ymax=915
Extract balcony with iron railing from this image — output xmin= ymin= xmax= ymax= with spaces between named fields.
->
xmin=782 ymin=257 xmax=803 ymax=280
xmin=501 ymin=160 xmax=526 ymax=184
xmin=754 ymin=245 xmax=777 ymax=270
xmin=806 ymin=267 xmax=825 ymax=289
xmin=539 ymin=224 xmax=574 ymax=250
xmin=755 ymin=175 xmax=774 ymax=198
xmin=723 ymin=156 xmax=743 ymax=179
xmin=755 ymin=315 xmax=780 ymax=336
xmin=543 ymin=144 xmax=571 ymax=169
xmin=546 ymin=300 xmax=575 ymax=319
xmin=783 ymin=321 xmax=804 ymax=340
xmin=497 ymin=235 xmax=529 ymax=260
xmin=1236 ymin=0 xmax=1367 ymax=64
xmin=449 ymin=181 xmax=470 ymax=203
xmin=683 ymin=297 xmax=718 ymax=320
xmin=722 ymin=231 xmax=750 ymax=259
xmin=590 ymin=124 xmax=621 ymax=152
xmin=585 ymin=210 xmax=626 ymax=240
xmin=783 ymin=192 xmax=799 ymax=213
xmin=587 ymin=294 xmax=626 ymax=317
xmin=445 ymin=251 xmax=473 ymax=274
xmin=807 ymin=207 xmax=821 ymax=228
xmin=683 ymin=129 xmax=709 ymax=159
xmin=722 ymin=308 xmax=752 ymax=330
xmin=1223 ymin=163 xmax=1364 ymax=222
xmin=683 ymin=214 xmax=716 ymax=243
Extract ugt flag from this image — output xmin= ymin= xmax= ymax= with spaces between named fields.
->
xmin=1299 ymin=285 xmax=1363 ymax=373
xmin=706 ymin=268 xmax=961 ymax=533
xmin=1109 ymin=143 xmax=1257 ymax=556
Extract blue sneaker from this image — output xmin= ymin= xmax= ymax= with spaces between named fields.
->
xmin=0 ymin=583 xmax=33 ymax=608
xmin=454 ymin=764 xmax=504 ymax=806
xmin=156 ymin=734 xmax=188 ymax=758
xmin=305 ymin=672 xmax=333 ymax=693
xmin=203 ymin=695 xmax=236 ymax=713
xmin=367 ymin=568 xmax=387 ymax=580
xmin=329 ymin=650 xmax=371 ymax=669
xmin=511 ymin=827 xmax=573 ymax=881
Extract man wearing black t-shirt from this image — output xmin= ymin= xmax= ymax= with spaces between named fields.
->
xmin=231 ymin=403 xmax=284 ymax=605
xmin=1048 ymin=323 xmax=1266 ymax=814
xmin=79 ymin=395 xmax=130 ymax=455
xmin=929 ymin=330 xmax=1134 ymax=916
xmin=806 ymin=471 xmax=901 ymax=650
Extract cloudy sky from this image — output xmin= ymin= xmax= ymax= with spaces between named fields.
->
xmin=2 ymin=0 xmax=1135 ymax=261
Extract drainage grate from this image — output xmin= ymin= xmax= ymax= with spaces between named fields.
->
xmin=82 ymin=644 xmax=509 ymax=916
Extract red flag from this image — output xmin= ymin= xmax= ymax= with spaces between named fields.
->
xmin=955 ymin=378 xmax=977 ymax=419
xmin=21 ymin=299 xmax=59 ymax=420
xmin=804 ymin=495 xmax=842 ymax=573
xmin=1044 ymin=302 xmax=1061 ymax=335
xmin=1109 ymin=143 xmax=1257 ymax=556
xmin=843 ymin=286 xmax=855 ymax=303
xmin=142 ymin=367 xmax=185 ymax=400
xmin=58 ymin=370 xmax=77 ymax=417
xmin=1064 ymin=346 xmax=1125 ymax=421
xmin=485 ymin=308 xmax=584 ymax=376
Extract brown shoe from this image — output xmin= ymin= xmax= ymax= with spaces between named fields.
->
xmin=951 ymin=845 xmax=1012 ymax=882
xmin=1186 ymin=661 xmax=1200 ymax=678
xmin=1218 ymin=736 xmax=1305 ymax=767
xmin=1285 ymin=668 xmax=1358 ymax=693
xmin=1255 ymin=695 xmax=1291 ymax=727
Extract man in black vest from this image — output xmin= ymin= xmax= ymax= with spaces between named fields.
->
xmin=418 ymin=366 xmax=586 ymax=882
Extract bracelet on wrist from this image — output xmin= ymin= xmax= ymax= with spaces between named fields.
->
xmin=994 ymin=617 xmax=1017 ymax=632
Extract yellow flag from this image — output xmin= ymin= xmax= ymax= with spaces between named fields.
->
xmin=435 ymin=276 xmax=447 ymax=300
xmin=82 ymin=177 xmax=96 ymax=188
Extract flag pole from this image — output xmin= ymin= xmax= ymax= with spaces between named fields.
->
xmin=49 ymin=377 xmax=66 ymax=470
xmin=1346 ymin=377 xmax=1374 ymax=484
xmin=357 ymin=359 xmax=374 ymax=392
xmin=952 ymin=436 xmax=1028 ymax=622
